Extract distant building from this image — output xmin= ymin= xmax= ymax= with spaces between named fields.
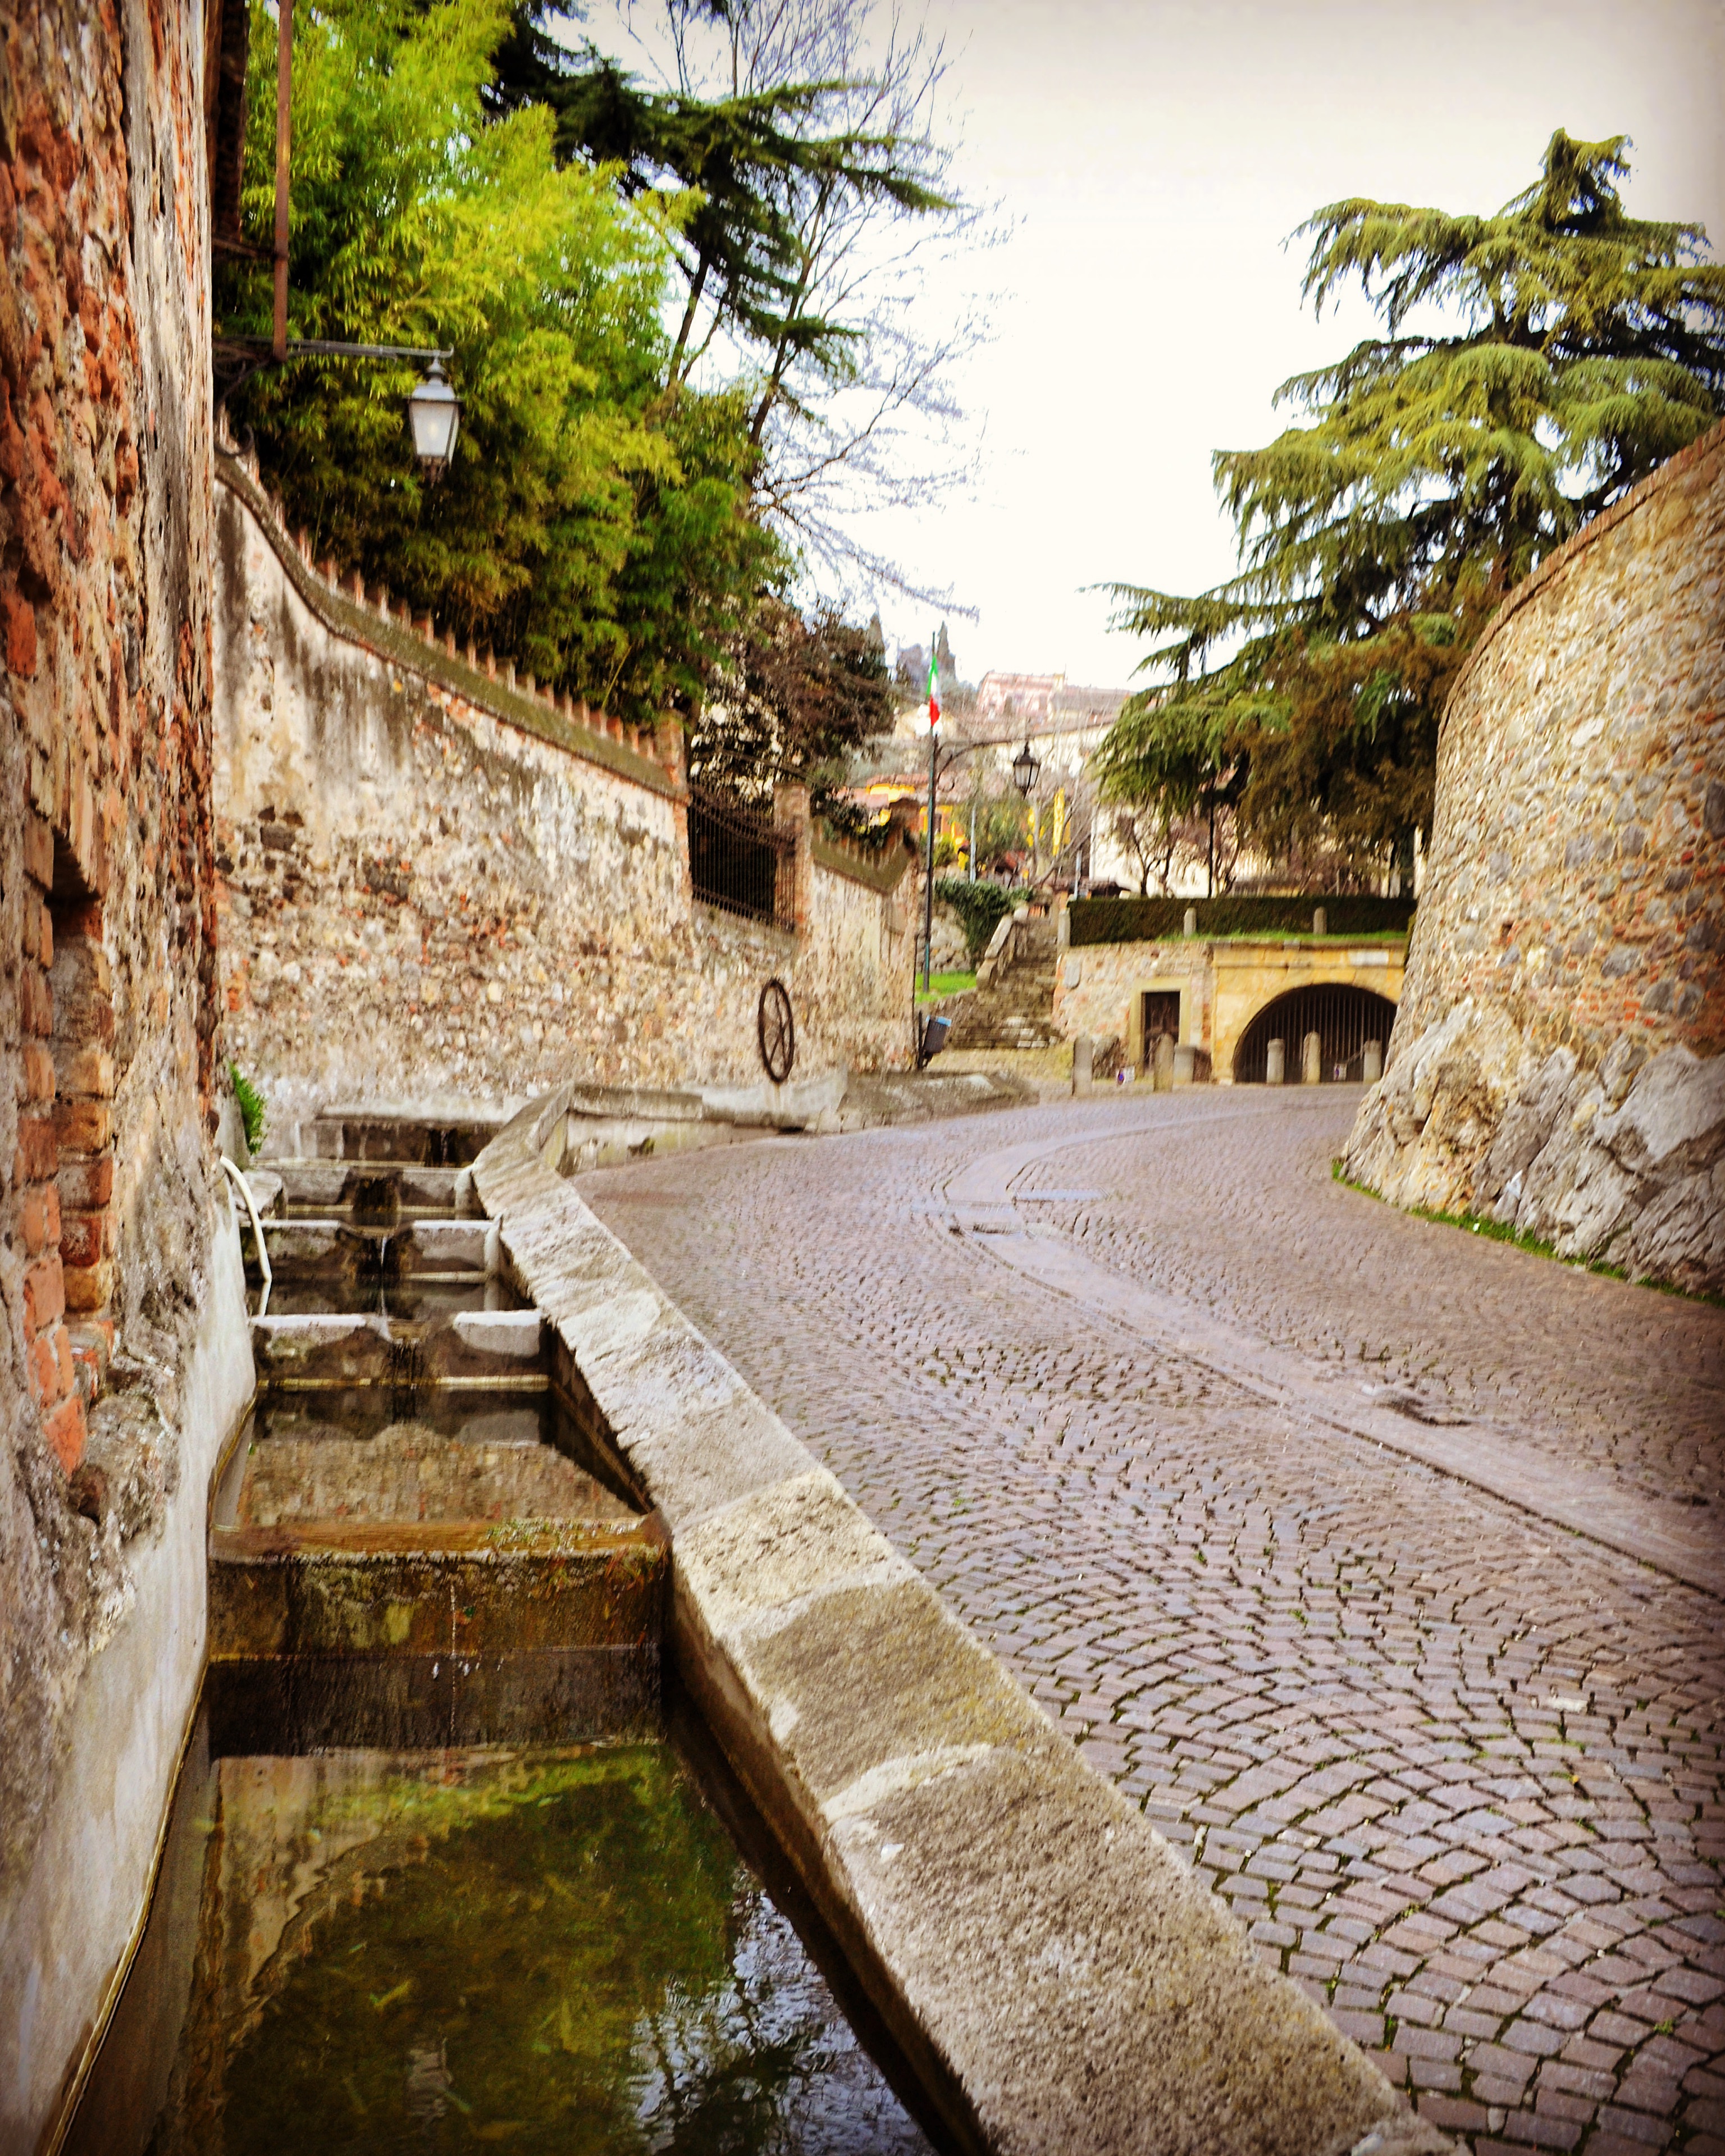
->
xmin=866 ymin=665 xmax=1139 ymax=891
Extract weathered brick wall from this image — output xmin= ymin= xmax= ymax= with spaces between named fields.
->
xmin=1345 ymin=421 xmax=1725 ymax=1291
xmin=213 ymin=457 xmax=914 ymax=1134
xmin=0 ymin=0 xmax=235 ymax=1912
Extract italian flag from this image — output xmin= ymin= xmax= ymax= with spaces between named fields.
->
xmin=927 ymin=641 xmax=941 ymax=728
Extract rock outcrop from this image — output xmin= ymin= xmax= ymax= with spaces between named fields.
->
xmin=1348 ymin=1003 xmax=1725 ymax=1292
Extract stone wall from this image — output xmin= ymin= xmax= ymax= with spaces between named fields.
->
xmin=213 ymin=454 xmax=915 ymax=1135
xmin=1053 ymin=936 xmax=1407 ymax=1079
xmin=0 ymin=1 xmax=256 ymax=2142
xmin=1345 ymin=420 xmax=1725 ymax=1292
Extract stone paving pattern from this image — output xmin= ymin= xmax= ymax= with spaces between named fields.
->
xmin=582 ymin=1088 xmax=1725 ymax=2153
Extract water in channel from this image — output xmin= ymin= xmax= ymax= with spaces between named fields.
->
xmin=75 ymin=1717 xmax=932 ymax=2156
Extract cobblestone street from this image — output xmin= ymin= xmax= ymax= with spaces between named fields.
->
xmin=582 ymin=1086 xmax=1725 ymax=2154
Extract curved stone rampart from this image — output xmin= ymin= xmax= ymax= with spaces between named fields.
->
xmin=1345 ymin=421 xmax=1724 ymax=1292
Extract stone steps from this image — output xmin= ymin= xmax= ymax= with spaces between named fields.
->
xmin=944 ymin=920 xmax=1061 ymax=1049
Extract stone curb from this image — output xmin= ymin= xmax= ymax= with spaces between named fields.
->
xmin=474 ymin=1106 xmax=1454 ymax=2156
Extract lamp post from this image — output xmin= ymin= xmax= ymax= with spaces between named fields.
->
xmin=1011 ymin=736 xmax=1041 ymax=881
xmin=909 ymin=729 xmax=1044 ymax=1004
xmin=216 ymin=336 xmax=463 ymax=479
xmin=922 ymin=712 xmax=940 ymax=994
xmin=228 ymin=9 xmax=463 ymax=475
xmin=272 ymin=0 xmax=293 ymax=360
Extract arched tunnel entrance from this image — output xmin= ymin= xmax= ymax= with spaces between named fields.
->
xmin=1233 ymin=983 xmax=1398 ymax=1084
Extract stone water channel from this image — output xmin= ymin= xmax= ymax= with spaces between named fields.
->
xmin=71 ymin=1126 xmax=933 ymax=2154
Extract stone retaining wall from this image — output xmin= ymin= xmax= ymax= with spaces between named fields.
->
xmin=213 ymin=455 xmax=916 ymax=1132
xmin=1345 ymin=421 xmax=1725 ymax=1292
xmin=1053 ymin=938 xmax=1408 ymax=1081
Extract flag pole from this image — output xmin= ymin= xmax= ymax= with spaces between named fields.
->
xmin=923 ymin=707 xmax=938 ymax=997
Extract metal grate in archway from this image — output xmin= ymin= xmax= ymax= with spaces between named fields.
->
xmin=1234 ymin=983 xmax=1399 ymax=1084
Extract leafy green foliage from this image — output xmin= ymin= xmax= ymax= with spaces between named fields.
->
xmin=229 ymin=1063 xmax=267 ymax=1155
xmin=491 ymin=4 xmax=980 ymax=605
xmin=219 ymin=0 xmax=777 ymax=727
xmin=488 ymin=9 xmax=950 ymax=407
xmin=1101 ymin=132 xmax=1725 ymax=871
xmin=1070 ymin=894 xmax=1415 ymax=948
xmin=934 ymin=876 xmax=1025 ymax=958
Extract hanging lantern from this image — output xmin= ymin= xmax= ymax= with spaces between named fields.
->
xmin=408 ymin=357 xmax=461 ymax=478
xmin=1011 ymin=737 xmax=1041 ymax=798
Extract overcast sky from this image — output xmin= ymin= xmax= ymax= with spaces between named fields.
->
xmin=595 ymin=1 xmax=1724 ymax=688
xmin=842 ymin=0 xmax=1725 ymax=686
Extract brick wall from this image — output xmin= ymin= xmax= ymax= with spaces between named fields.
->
xmin=1344 ymin=422 xmax=1725 ymax=1291
xmin=213 ymin=454 xmax=916 ymax=1131
xmin=0 ymin=0 xmax=227 ymax=1889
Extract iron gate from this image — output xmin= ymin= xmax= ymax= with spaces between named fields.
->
xmin=1142 ymin=990 xmax=1180 ymax=1045
xmin=1233 ymin=984 xmax=1398 ymax=1083
xmin=687 ymin=783 xmax=796 ymax=931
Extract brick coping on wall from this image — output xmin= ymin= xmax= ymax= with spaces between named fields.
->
xmin=217 ymin=447 xmax=912 ymax=899
xmin=811 ymin=826 xmax=913 ymax=893
xmin=1442 ymin=414 xmax=1725 ymax=723
xmin=216 ymin=448 xmax=681 ymax=797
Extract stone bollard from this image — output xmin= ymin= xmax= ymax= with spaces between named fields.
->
xmin=1312 ymin=906 xmax=1327 ymax=938
xmin=1153 ymin=1033 xmax=1175 ymax=1091
xmin=1073 ymin=1035 xmax=1093 ymax=1095
xmin=1302 ymin=1030 xmax=1322 ymax=1085
xmin=1362 ymin=1038 xmax=1383 ymax=1084
xmin=1057 ymin=910 xmax=1071 ymax=951
xmin=1173 ymin=1043 xmax=1195 ymax=1086
xmin=1184 ymin=907 xmax=1197 ymax=937
xmin=1265 ymin=1038 xmax=1285 ymax=1086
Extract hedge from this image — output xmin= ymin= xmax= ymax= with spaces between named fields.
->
xmin=934 ymin=878 xmax=1029 ymax=958
xmin=1069 ymin=894 xmax=1415 ymax=946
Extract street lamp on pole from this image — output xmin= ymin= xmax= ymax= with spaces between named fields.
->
xmin=1012 ymin=736 xmax=1041 ymax=881
xmin=922 ymin=714 xmax=941 ymax=995
xmin=235 ymin=4 xmax=463 ymax=477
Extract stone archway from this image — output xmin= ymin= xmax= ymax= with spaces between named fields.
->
xmin=1233 ymin=982 xmax=1398 ymax=1084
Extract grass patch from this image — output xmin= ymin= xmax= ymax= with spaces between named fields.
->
xmin=916 ymin=970 xmax=976 ymax=1002
xmin=1331 ymin=1159 xmax=1723 ymax=1307
xmin=230 ymin=1062 xmax=266 ymax=1154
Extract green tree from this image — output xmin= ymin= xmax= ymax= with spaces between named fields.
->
xmin=489 ymin=8 xmax=950 ymax=399
xmin=218 ymin=0 xmax=777 ymax=727
xmin=1092 ymin=695 xmax=1246 ymax=896
xmin=1101 ymin=131 xmax=1725 ymax=878
xmin=686 ymin=595 xmax=895 ymax=804
xmin=492 ymin=2 xmax=984 ymax=601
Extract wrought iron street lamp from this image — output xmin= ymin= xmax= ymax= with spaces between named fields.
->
xmin=1011 ymin=738 xmax=1041 ymax=798
xmin=216 ymin=5 xmax=462 ymax=481
xmin=407 ymin=357 xmax=461 ymax=478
